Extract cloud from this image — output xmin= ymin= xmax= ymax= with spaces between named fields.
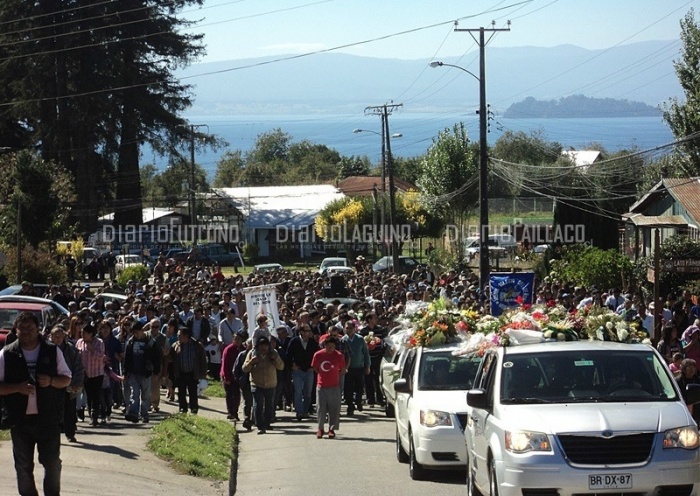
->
xmin=260 ymin=42 xmax=326 ymax=54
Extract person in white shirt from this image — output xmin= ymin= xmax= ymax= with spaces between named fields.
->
xmin=604 ymin=288 xmax=624 ymax=311
xmin=219 ymin=308 xmax=244 ymax=346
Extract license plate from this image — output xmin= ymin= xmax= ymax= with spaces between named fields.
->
xmin=589 ymin=474 xmax=632 ymax=490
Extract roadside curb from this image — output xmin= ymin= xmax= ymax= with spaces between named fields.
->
xmin=229 ymin=429 xmax=239 ymax=495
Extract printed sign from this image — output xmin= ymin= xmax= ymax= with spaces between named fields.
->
xmin=489 ymin=272 xmax=536 ymax=316
xmin=242 ymin=284 xmax=280 ymax=334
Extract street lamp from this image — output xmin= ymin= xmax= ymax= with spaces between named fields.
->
xmin=431 ymin=59 xmax=490 ymax=299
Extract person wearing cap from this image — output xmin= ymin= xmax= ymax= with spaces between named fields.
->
xmin=123 ymin=321 xmax=161 ymax=423
xmin=171 ymin=327 xmax=207 ymax=415
xmin=311 ymin=335 xmax=345 ymax=439
xmin=242 ymin=336 xmax=284 ymax=434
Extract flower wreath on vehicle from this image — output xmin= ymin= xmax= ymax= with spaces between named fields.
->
xmin=452 ymin=304 xmax=651 ymax=357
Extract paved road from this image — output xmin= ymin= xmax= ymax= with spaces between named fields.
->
xmin=234 ymin=406 xmax=466 ymax=496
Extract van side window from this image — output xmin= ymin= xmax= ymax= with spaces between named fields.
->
xmin=401 ymin=349 xmax=416 ymax=380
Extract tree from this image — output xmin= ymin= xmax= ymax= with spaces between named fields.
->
xmin=338 ymin=156 xmax=371 ymax=179
xmin=0 ymin=0 xmax=210 ymax=232
xmin=213 ymin=150 xmax=245 ymax=187
xmin=392 ymin=156 xmax=423 ymax=185
xmin=417 ymin=123 xmax=478 ymax=254
xmin=663 ymin=8 xmax=700 ymax=174
xmin=0 ymin=151 xmax=75 ymax=249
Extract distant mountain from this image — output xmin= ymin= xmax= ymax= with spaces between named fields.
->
xmin=177 ymin=41 xmax=682 ymax=116
xmin=504 ymin=95 xmax=661 ymax=118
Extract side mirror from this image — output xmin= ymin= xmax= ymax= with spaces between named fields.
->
xmin=467 ymin=389 xmax=488 ymax=410
xmin=382 ymin=362 xmax=397 ymax=373
xmin=394 ymin=378 xmax=410 ymax=394
xmin=686 ymin=383 xmax=700 ymax=406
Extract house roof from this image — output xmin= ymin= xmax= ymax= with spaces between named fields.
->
xmin=561 ymin=150 xmax=601 ymax=167
xmin=626 ymin=177 xmax=700 ymax=227
xmin=622 ymin=213 xmax=688 ymax=228
xmin=213 ymin=185 xmax=344 ymax=229
xmin=337 ymin=176 xmax=416 ymax=197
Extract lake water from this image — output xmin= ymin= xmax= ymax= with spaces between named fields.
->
xmin=142 ymin=113 xmax=674 ymax=179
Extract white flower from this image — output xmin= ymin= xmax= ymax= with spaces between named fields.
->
xmin=605 ymin=322 xmax=614 ymax=331
xmin=596 ymin=327 xmax=605 ymax=341
xmin=543 ymin=330 xmax=553 ymax=339
xmin=617 ymin=328 xmax=629 ymax=341
xmin=557 ymin=332 xmax=566 ymax=341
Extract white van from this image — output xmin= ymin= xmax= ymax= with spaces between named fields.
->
xmin=465 ymin=341 xmax=700 ymax=496
xmin=464 ymin=234 xmax=517 ymax=259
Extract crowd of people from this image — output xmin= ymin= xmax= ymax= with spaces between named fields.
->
xmin=5 ymin=253 xmax=700 ymax=492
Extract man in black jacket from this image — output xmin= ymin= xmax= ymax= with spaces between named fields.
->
xmin=286 ymin=324 xmax=319 ymax=420
xmin=0 ymin=312 xmax=72 ymax=496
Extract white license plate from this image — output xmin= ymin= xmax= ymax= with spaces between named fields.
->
xmin=589 ymin=474 xmax=632 ymax=490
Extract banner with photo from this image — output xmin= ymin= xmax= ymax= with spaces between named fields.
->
xmin=242 ymin=284 xmax=280 ymax=333
xmin=490 ymin=272 xmax=536 ymax=316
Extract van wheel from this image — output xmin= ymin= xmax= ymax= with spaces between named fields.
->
xmin=489 ymin=458 xmax=499 ymax=496
xmin=467 ymin=456 xmax=481 ymax=496
xmin=409 ymin=432 xmax=427 ymax=480
xmin=385 ymin=401 xmax=395 ymax=418
xmin=396 ymin=425 xmax=408 ymax=463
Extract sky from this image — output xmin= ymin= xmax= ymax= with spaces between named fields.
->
xmin=182 ymin=0 xmax=697 ymax=63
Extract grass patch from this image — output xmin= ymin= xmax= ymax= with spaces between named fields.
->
xmin=147 ymin=414 xmax=236 ymax=480
xmin=203 ymin=376 xmax=225 ymax=398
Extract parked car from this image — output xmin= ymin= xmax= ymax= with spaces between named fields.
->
xmin=0 ymin=284 xmax=50 ymax=298
xmin=0 ymin=296 xmax=70 ymax=344
xmin=318 ymin=257 xmax=349 ymax=275
xmin=464 ymin=234 xmax=517 ymax=260
xmin=372 ymin=256 xmax=420 ymax=275
xmin=465 ymin=341 xmax=700 ymax=496
xmin=115 ymin=254 xmax=145 ymax=276
xmin=254 ymin=263 xmax=283 ymax=273
xmin=177 ymin=244 xmax=244 ymax=267
xmin=326 ymin=266 xmax=355 ymax=276
xmin=394 ymin=343 xmax=482 ymax=480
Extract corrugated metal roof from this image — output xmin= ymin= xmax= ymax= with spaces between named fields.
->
xmin=337 ymin=176 xmax=416 ymax=197
xmin=664 ymin=178 xmax=700 ymax=226
xmin=213 ymin=185 xmax=344 ymax=229
xmin=99 ymin=208 xmax=182 ymax=224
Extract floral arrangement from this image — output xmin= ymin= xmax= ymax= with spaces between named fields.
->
xmin=404 ymin=298 xmax=470 ymax=348
xmin=364 ymin=331 xmax=383 ymax=351
xmin=400 ymin=298 xmax=652 ymax=352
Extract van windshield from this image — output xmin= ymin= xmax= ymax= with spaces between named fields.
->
xmin=500 ymin=350 xmax=678 ymax=404
xmin=418 ymin=352 xmax=482 ymax=391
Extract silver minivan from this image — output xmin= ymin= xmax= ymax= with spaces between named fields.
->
xmin=465 ymin=341 xmax=700 ymax=496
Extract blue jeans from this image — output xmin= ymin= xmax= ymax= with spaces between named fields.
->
xmin=128 ymin=374 xmax=152 ymax=420
xmin=11 ymin=421 xmax=61 ymax=496
xmin=292 ymin=369 xmax=315 ymax=416
xmin=251 ymin=386 xmax=276 ymax=430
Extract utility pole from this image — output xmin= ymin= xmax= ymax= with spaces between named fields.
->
xmin=365 ymin=103 xmax=402 ymax=271
xmin=455 ymin=22 xmax=510 ymax=304
xmin=188 ymin=124 xmax=207 ymax=226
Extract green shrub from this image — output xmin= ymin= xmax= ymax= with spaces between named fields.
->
xmin=117 ymin=265 xmax=150 ymax=287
